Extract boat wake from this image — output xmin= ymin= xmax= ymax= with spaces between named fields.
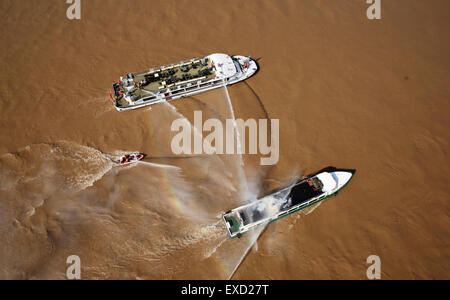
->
xmin=137 ymin=161 xmax=181 ymax=170
xmin=0 ymin=141 xmax=114 ymax=194
xmin=0 ymin=84 xmax=290 ymax=279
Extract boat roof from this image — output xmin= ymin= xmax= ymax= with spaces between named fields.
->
xmin=208 ymin=53 xmax=237 ymax=78
xmin=316 ymin=172 xmax=337 ymax=192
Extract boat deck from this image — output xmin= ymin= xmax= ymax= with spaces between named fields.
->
xmin=115 ymin=58 xmax=217 ymax=108
xmin=279 ymin=180 xmax=322 ymax=212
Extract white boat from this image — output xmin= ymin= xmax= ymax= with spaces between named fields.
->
xmin=111 ymin=54 xmax=258 ymax=111
xmin=222 ymin=168 xmax=355 ymax=239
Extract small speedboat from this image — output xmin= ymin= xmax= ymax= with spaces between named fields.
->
xmin=116 ymin=153 xmax=145 ymax=165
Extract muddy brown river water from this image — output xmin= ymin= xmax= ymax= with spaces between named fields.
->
xmin=0 ymin=0 xmax=448 ymax=279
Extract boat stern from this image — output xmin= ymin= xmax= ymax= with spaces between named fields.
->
xmin=222 ymin=211 xmax=244 ymax=238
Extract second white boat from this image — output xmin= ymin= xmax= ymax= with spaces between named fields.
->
xmin=222 ymin=168 xmax=355 ymax=239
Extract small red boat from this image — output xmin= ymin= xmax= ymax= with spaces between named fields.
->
xmin=117 ymin=153 xmax=145 ymax=165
